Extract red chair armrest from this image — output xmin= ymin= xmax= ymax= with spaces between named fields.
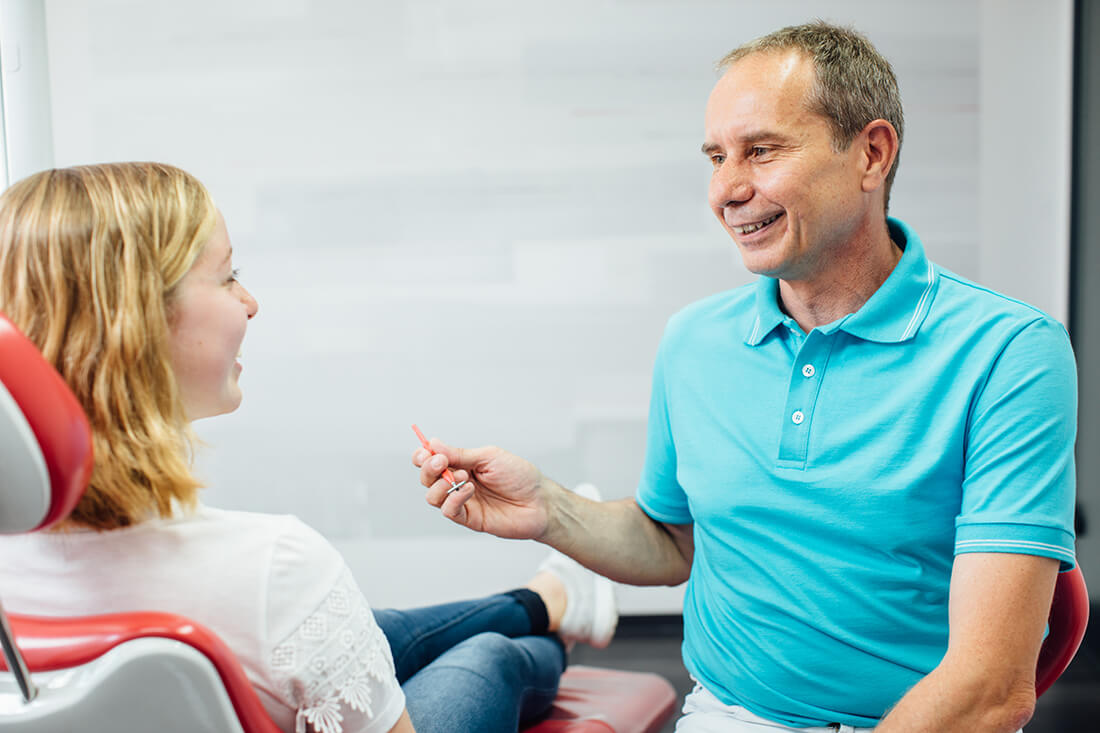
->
xmin=1036 ymin=565 xmax=1090 ymax=697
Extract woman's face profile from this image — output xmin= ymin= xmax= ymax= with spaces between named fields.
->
xmin=167 ymin=213 xmax=259 ymax=421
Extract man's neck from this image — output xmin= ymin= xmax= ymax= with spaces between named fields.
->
xmin=778 ymin=217 xmax=902 ymax=333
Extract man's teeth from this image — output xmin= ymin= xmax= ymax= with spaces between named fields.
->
xmin=733 ymin=213 xmax=781 ymax=235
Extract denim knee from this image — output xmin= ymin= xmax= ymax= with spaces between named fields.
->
xmin=403 ymin=631 xmax=564 ymax=732
xmin=444 ymin=632 xmax=527 ymax=679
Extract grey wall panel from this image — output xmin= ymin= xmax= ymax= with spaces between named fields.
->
xmin=38 ymin=0 xmax=1073 ymax=613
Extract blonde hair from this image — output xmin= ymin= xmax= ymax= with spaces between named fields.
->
xmin=719 ymin=21 xmax=904 ymax=212
xmin=0 ymin=162 xmax=218 ymax=529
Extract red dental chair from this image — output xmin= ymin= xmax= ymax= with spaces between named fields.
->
xmin=1036 ymin=563 xmax=1091 ymax=697
xmin=0 ymin=312 xmax=676 ymax=733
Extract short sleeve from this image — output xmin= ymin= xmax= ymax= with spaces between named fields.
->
xmin=264 ymin=522 xmax=406 ymax=733
xmin=955 ymin=317 xmax=1078 ymax=569
xmin=636 ymin=328 xmax=693 ymax=524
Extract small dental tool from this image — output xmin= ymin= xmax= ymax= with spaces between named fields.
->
xmin=411 ymin=424 xmax=468 ymax=494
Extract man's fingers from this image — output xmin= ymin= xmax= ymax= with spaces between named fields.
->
xmin=411 ymin=448 xmax=431 ymax=467
xmin=427 ymin=439 xmax=496 ymax=469
xmin=424 ymin=475 xmax=453 ymax=507
xmin=424 ymin=467 xmax=473 ymax=506
xmin=440 ymin=482 xmax=474 ymax=522
xmin=418 ymin=453 xmax=451 ymax=488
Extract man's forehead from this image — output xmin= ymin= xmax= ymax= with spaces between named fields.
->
xmin=728 ymin=48 xmax=807 ymax=76
xmin=704 ymin=50 xmax=816 ymax=132
xmin=714 ymin=49 xmax=811 ymax=100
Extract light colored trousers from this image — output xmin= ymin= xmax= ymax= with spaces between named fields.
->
xmin=673 ymin=682 xmax=1024 ymax=733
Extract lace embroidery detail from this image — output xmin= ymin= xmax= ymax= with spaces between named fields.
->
xmin=270 ymin=567 xmax=397 ymax=733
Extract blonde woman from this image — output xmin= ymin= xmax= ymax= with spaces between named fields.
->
xmin=0 ymin=163 xmax=617 ymax=733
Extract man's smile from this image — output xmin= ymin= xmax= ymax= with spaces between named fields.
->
xmin=729 ymin=211 xmax=783 ymax=236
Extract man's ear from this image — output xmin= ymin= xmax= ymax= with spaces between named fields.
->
xmin=858 ymin=119 xmax=899 ymax=193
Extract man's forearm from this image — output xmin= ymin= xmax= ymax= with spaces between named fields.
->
xmin=875 ymin=553 xmax=1057 ymax=733
xmin=539 ymin=483 xmax=692 ymax=586
xmin=875 ymin=661 xmax=1034 ymax=733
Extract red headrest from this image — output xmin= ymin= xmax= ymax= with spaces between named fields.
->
xmin=0 ymin=312 xmax=93 ymax=532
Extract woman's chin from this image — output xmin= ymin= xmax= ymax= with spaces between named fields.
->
xmin=185 ymin=391 xmax=244 ymax=422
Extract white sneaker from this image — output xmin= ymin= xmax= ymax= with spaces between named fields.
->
xmin=537 ymin=482 xmax=619 ymax=649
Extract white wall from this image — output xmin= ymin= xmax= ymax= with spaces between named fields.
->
xmin=0 ymin=0 xmax=53 ymax=186
xmin=978 ymin=0 xmax=1074 ymax=323
xmin=37 ymin=0 xmax=1070 ymax=613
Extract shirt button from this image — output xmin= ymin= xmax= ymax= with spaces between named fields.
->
xmin=791 ymin=410 xmax=805 ymax=425
xmin=802 ymin=364 xmax=815 ymax=378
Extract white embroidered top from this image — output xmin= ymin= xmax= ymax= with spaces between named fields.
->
xmin=0 ymin=504 xmax=406 ymax=733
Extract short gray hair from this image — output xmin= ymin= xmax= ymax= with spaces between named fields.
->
xmin=719 ymin=21 xmax=904 ymax=211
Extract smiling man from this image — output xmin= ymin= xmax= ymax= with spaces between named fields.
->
xmin=415 ymin=22 xmax=1077 ymax=733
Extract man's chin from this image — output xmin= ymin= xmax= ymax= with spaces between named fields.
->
xmin=735 ymin=250 xmax=786 ymax=278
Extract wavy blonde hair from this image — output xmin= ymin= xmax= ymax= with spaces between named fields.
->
xmin=0 ymin=162 xmax=218 ymax=529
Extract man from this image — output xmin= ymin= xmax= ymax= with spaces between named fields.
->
xmin=414 ymin=22 xmax=1076 ymax=733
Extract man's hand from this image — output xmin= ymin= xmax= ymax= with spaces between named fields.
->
xmin=412 ymin=437 xmax=694 ymax=586
xmin=413 ymin=439 xmax=558 ymax=541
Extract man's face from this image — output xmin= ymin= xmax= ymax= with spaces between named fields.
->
xmin=703 ymin=50 xmax=868 ymax=282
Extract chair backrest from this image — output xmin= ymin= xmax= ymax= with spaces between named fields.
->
xmin=2 ymin=611 xmax=283 ymax=733
xmin=0 ymin=311 xmax=281 ymax=733
xmin=0 ymin=313 xmax=92 ymax=534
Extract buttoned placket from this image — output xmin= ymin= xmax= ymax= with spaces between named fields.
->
xmin=776 ymin=326 xmax=836 ymax=469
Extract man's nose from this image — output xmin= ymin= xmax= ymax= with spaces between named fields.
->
xmin=709 ymin=162 xmax=752 ymax=209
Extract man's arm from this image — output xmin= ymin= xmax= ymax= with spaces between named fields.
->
xmin=414 ymin=441 xmax=693 ymax=586
xmin=875 ymin=552 xmax=1059 ymax=733
xmin=541 ymin=487 xmax=694 ymax=587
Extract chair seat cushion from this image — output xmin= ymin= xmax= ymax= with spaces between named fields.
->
xmin=524 ymin=665 xmax=678 ymax=733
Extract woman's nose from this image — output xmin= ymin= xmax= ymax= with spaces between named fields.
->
xmin=241 ymin=286 xmax=259 ymax=319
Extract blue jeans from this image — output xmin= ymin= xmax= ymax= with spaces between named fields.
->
xmin=374 ymin=591 xmax=566 ymax=733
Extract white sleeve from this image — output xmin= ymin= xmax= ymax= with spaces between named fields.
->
xmin=264 ymin=520 xmax=406 ymax=733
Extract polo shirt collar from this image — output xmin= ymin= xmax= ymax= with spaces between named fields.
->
xmin=745 ymin=276 xmax=786 ymax=345
xmin=744 ymin=217 xmax=938 ymax=346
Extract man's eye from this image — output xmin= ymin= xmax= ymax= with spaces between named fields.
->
xmin=750 ymin=146 xmax=769 ymax=158
xmin=710 ymin=154 xmax=725 ymax=167
xmin=228 ymin=268 xmax=241 ymax=284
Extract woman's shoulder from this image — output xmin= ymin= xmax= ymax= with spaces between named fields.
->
xmin=173 ymin=505 xmax=338 ymax=560
xmin=181 ymin=504 xmax=310 ymax=533
xmin=192 ymin=507 xmax=357 ymax=641
xmin=160 ymin=505 xmax=350 ymax=618
xmin=167 ymin=505 xmax=359 ymax=651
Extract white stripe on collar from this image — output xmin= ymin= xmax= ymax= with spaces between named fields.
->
xmin=901 ymin=261 xmax=936 ymax=341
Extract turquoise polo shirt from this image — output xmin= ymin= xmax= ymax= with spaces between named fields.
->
xmin=636 ymin=218 xmax=1077 ymax=728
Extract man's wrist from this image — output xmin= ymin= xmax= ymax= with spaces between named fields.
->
xmin=535 ymin=476 xmax=575 ymax=547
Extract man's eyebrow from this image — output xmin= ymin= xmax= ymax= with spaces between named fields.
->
xmin=701 ymin=131 xmax=792 ymax=155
